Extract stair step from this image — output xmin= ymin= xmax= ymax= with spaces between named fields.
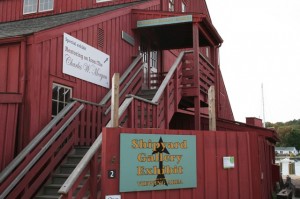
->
xmin=136 ymin=89 xmax=158 ymax=101
xmin=138 ymin=89 xmax=158 ymax=95
xmin=42 ymin=184 xmax=61 ymax=195
xmin=58 ymin=163 xmax=77 ymax=174
xmin=73 ymin=147 xmax=90 ymax=155
xmin=67 ymin=155 xmax=85 ymax=164
xmin=51 ymin=173 xmax=69 ymax=184
xmin=35 ymin=146 xmax=97 ymax=198
xmin=35 ymin=194 xmax=61 ymax=199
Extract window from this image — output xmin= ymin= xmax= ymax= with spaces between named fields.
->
xmin=181 ymin=2 xmax=186 ymax=12
xmin=23 ymin=0 xmax=37 ymax=14
xmin=205 ymin=47 xmax=210 ymax=58
xmin=52 ymin=83 xmax=72 ymax=118
xmin=169 ymin=0 xmax=174 ymax=12
xmin=23 ymin=0 xmax=53 ymax=14
xmin=39 ymin=0 xmax=54 ymax=12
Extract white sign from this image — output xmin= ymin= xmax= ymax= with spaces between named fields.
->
xmin=137 ymin=15 xmax=193 ymax=28
xmin=63 ymin=33 xmax=110 ymax=88
xmin=223 ymin=156 xmax=235 ymax=169
xmin=105 ymin=195 xmax=121 ymax=199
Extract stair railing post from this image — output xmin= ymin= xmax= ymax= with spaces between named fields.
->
xmin=193 ymin=22 xmax=201 ymax=130
xmin=209 ymin=86 xmax=216 ymax=131
xmin=111 ymin=73 xmax=120 ymax=127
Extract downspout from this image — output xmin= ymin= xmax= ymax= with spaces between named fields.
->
xmin=17 ymin=37 xmax=27 ymax=153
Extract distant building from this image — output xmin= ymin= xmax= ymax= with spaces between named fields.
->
xmin=275 ymin=147 xmax=298 ymax=156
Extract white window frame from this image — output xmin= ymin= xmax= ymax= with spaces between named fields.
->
xmin=23 ymin=0 xmax=54 ymax=14
xmin=23 ymin=0 xmax=38 ymax=14
xmin=181 ymin=2 xmax=186 ymax=12
xmin=169 ymin=0 xmax=175 ymax=12
xmin=52 ymin=83 xmax=72 ymax=118
xmin=39 ymin=0 xmax=54 ymax=12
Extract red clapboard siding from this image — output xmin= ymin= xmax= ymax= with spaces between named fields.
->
xmin=0 ymin=44 xmax=21 ymax=93
xmin=101 ymin=128 xmax=272 ymax=199
xmin=0 ymin=103 xmax=19 ymax=171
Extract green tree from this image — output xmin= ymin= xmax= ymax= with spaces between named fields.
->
xmin=267 ymin=119 xmax=300 ymax=150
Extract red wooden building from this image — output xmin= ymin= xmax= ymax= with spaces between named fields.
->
xmin=0 ymin=0 xmax=279 ymax=198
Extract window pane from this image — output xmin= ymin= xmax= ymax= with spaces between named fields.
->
xmin=23 ymin=0 xmax=38 ymax=14
xmin=52 ymin=85 xmax=58 ymax=100
xmin=169 ymin=0 xmax=174 ymax=12
xmin=52 ymin=101 xmax=58 ymax=116
xmin=39 ymin=0 xmax=54 ymax=12
xmin=64 ymin=89 xmax=71 ymax=102
xmin=58 ymin=87 xmax=64 ymax=101
xmin=58 ymin=102 xmax=65 ymax=112
xmin=52 ymin=83 xmax=72 ymax=117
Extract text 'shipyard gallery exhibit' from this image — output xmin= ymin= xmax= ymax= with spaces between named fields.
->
xmin=120 ymin=133 xmax=197 ymax=192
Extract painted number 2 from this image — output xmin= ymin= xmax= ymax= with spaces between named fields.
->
xmin=108 ymin=170 xmax=116 ymax=179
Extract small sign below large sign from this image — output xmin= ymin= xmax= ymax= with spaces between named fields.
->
xmin=63 ymin=33 xmax=110 ymax=88
xmin=120 ymin=133 xmax=197 ymax=192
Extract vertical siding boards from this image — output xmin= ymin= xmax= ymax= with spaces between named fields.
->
xmin=0 ymin=104 xmax=18 ymax=171
xmin=102 ymin=128 xmax=258 ymax=199
xmin=0 ymin=43 xmax=22 ymax=170
xmin=226 ymin=132 xmax=239 ymax=199
xmin=0 ymin=44 xmax=21 ymax=93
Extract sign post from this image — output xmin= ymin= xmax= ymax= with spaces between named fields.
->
xmin=111 ymin=73 xmax=119 ymax=128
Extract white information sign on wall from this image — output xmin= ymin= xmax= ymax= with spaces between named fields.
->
xmin=105 ymin=195 xmax=121 ymax=199
xmin=223 ymin=156 xmax=235 ymax=169
xmin=63 ymin=33 xmax=110 ymax=88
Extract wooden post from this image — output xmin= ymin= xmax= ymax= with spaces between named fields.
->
xmin=209 ymin=86 xmax=216 ymax=131
xmin=193 ymin=22 xmax=201 ymax=130
xmin=111 ymin=73 xmax=119 ymax=127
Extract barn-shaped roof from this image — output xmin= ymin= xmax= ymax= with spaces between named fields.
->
xmin=0 ymin=1 xmax=143 ymax=39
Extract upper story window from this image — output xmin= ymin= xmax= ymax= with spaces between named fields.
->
xmin=39 ymin=0 xmax=54 ymax=12
xmin=169 ymin=0 xmax=174 ymax=12
xmin=23 ymin=0 xmax=54 ymax=14
xmin=182 ymin=2 xmax=186 ymax=12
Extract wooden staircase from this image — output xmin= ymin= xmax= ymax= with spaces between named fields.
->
xmin=0 ymin=50 xmax=217 ymax=199
xmin=34 ymin=147 xmax=94 ymax=199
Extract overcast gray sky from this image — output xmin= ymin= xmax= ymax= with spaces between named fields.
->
xmin=206 ymin=0 xmax=300 ymax=123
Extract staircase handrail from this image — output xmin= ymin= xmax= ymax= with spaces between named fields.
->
xmin=104 ymin=63 xmax=145 ymax=115
xmin=0 ymin=103 xmax=84 ymax=199
xmin=71 ymin=97 xmax=104 ymax=107
xmin=126 ymin=94 xmax=157 ymax=105
xmin=58 ymin=133 xmax=103 ymax=195
xmin=152 ymin=51 xmax=190 ymax=103
xmin=199 ymin=52 xmax=215 ymax=70
xmin=99 ymin=54 xmax=143 ymax=106
xmin=0 ymin=100 xmax=77 ymax=184
xmin=58 ymin=97 xmax=134 ymax=195
xmin=58 ymin=51 xmax=188 ymax=197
